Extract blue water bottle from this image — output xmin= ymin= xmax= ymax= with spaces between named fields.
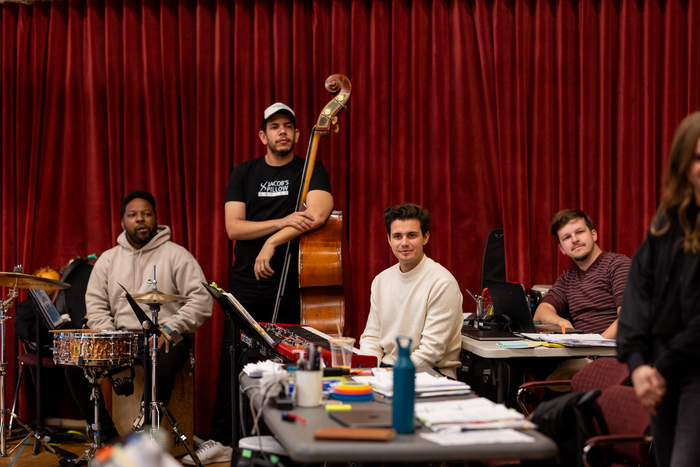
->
xmin=392 ymin=336 xmax=415 ymax=433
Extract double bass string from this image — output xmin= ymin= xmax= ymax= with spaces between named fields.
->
xmin=271 ymin=126 xmax=318 ymax=323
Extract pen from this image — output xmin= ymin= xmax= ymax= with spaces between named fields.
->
xmin=281 ymin=412 xmax=306 ymax=424
xmin=561 ymin=325 xmax=566 ymax=335
xmin=308 ymin=344 xmax=316 ymax=370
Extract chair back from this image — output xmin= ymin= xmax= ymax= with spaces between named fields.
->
xmin=571 ymin=357 xmax=630 ymax=393
xmin=595 ymin=385 xmax=652 ymax=465
xmin=480 ymin=228 xmax=506 ymax=292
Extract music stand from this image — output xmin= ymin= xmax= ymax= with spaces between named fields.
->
xmin=0 ymin=269 xmax=68 ymax=461
xmin=203 ymin=284 xmax=283 ymax=449
xmin=26 ymin=289 xmax=64 ymax=455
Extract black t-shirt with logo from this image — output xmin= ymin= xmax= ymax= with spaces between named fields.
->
xmin=225 ymin=155 xmax=332 ymax=287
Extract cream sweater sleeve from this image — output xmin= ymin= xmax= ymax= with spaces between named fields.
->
xmin=359 ymin=276 xmax=384 ymax=363
xmin=409 ymin=277 xmax=463 ymax=369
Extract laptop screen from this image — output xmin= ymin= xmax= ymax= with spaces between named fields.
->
xmin=484 ymin=280 xmax=536 ymax=333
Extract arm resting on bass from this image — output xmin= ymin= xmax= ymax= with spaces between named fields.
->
xmin=254 ymin=190 xmax=334 ymax=280
xmin=226 ymin=198 xmax=320 ymax=241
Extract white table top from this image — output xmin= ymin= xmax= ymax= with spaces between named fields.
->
xmin=462 ymin=335 xmax=618 ymax=359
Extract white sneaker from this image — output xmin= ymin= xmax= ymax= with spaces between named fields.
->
xmin=182 ymin=440 xmax=233 ymax=465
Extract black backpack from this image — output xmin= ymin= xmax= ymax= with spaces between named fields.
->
xmin=529 ymin=389 xmax=612 ymax=467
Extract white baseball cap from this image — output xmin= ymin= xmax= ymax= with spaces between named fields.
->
xmin=261 ymin=102 xmax=296 ymax=130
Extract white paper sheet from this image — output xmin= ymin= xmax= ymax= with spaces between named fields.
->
xmin=520 ymin=333 xmax=617 ymax=347
xmin=420 ymin=428 xmax=535 ymax=446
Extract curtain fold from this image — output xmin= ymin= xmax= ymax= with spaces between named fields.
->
xmin=2 ymin=0 xmax=699 ymax=436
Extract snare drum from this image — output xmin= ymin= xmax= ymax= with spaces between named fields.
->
xmin=53 ymin=330 xmax=138 ymax=367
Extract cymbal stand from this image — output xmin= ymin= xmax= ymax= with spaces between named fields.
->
xmin=70 ymin=366 xmax=111 ymax=465
xmin=132 ymin=285 xmax=200 ymax=466
xmin=0 ymin=284 xmax=58 ymax=459
xmin=147 ymin=303 xmax=161 ymax=433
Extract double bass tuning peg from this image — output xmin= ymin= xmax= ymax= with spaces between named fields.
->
xmin=333 ymin=125 xmax=340 ymax=133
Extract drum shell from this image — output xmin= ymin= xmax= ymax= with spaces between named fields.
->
xmin=53 ymin=330 xmax=137 ymax=367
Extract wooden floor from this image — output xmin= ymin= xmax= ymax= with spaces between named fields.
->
xmin=2 ymin=431 xmax=231 ymax=467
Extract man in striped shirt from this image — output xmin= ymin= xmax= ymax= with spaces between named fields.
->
xmin=533 ymin=209 xmax=631 ymax=339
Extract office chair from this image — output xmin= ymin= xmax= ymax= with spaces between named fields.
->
xmin=517 ymin=357 xmax=630 ymax=416
xmin=9 ymin=340 xmax=60 ymax=433
xmin=481 ymin=228 xmax=506 ymax=292
xmin=582 ymin=385 xmax=653 ymax=467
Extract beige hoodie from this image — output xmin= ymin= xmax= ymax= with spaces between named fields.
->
xmin=85 ymin=225 xmax=212 ymax=335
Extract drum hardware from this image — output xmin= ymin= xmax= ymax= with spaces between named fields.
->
xmin=0 ymin=267 xmax=69 ymax=459
xmin=50 ymin=330 xmax=138 ymax=465
xmin=119 ymin=267 xmax=201 ymax=466
xmin=74 ymin=366 xmax=115 ymax=465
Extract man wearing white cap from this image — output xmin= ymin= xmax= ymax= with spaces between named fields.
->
xmin=184 ymin=103 xmax=333 ymax=464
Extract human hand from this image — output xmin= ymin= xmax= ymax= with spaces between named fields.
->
xmin=556 ymin=318 xmax=574 ymax=328
xmin=149 ymin=335 xmax=170 ymax=353
xmin=278 ymin=211 xmax=315 ymax=232
xmin=631 ymin=365 xmax=666 ymax=415
xmin=255 ymin=242 xmax=276 ymax=280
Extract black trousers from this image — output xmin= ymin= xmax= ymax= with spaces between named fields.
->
xmin=65 ymin=334 xmax=191 ymax=435
xmin=207 ymin=278 xmax=299 ymax=445
xmin=650 ymin=375 xmax=700 ymax=467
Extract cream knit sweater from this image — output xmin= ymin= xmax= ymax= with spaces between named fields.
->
xmin=359 ymin=255 xmax=463 ymax=378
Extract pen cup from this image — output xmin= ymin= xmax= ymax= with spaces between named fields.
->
xmin=329 ymin=337 xmax=355 ymax=369
xmin=295 ymin=370 xmax=323 ymax=407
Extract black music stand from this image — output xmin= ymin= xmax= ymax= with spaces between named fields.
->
xmin=203 ymin=284 xmax=283 ymax=449
xmin=26 ymin=289 xmax=66 ymax=458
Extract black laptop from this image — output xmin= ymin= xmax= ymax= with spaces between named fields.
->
xmin=485 ymin=280 xmax=583 ymax=334
xmin=461 ymin=324 xmax=521 ymax=341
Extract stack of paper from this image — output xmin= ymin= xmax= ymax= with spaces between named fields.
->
xmin=520 ymin=333 xmax=617 ymax=347
xmin=242 ymin=360 xmax=287 ymax=377
xmin=353 ymin=368 xmax=471 ymax=398
xmin=420 ymin=428 xmax=535 ymax=446
xmin=415 ymin=398 xmax=533 ymax=432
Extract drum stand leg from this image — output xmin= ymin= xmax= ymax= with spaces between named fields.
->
xmin=139 ymin=304 xmax=201 ymax=466
xmin=0 ymin=361 xmax=50 ymax=458
xmin=70 ymin=367 xmax=109 ymax=465
xmin=0 ymin=287 xmax=59 ymax=459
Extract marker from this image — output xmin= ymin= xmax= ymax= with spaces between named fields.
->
xmin=281 ymin=412 xmax=306 ymax=424
xmin=325 ymin=404 xmax=352 ymax=412
xmin=561 ymin=325 xmax=566 ymax=335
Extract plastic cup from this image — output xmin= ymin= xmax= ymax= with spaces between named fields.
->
xmin=329 ymin=337 xmax=355 ymax=368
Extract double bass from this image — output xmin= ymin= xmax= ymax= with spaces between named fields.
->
xmin=273 ymin=74 xmax=351 ymax=336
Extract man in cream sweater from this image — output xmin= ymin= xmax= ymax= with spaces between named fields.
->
xmin=359 ymin=203 xmax=463 ymax=378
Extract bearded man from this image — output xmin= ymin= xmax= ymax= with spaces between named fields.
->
xmin=533 ymin=209 xmax=631 ymax=339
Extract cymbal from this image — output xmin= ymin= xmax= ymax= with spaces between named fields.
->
xmin=131 ymin=290 xmax=190 ymax=304
xmin=0 ymin=272 xmax=70 ymax=291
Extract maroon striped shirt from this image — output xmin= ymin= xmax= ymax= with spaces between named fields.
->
xmin=541 ymin=251 xmax=632 ymax=334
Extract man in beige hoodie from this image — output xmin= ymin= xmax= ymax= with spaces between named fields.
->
xmin=65 ymin=190 xmax=212 ymax=443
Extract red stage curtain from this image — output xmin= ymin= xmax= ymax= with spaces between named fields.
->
xmin=1 ymin=0 xmax=699 ymax=436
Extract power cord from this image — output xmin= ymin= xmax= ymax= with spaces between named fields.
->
xmin=242 ymin=370 xmax=289 ymax=466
